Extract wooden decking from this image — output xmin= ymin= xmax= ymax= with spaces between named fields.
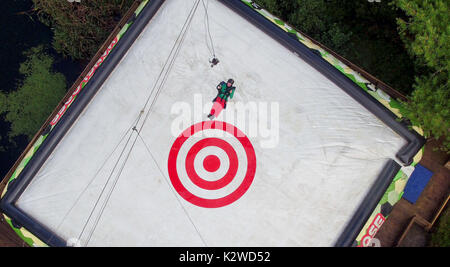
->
xmin=1 ymin=140 xmax=447 ymax=247
xmin=375 ymin=138 xmax=450 ymax=247
xmin=0 ymin=216 xmax=27 ymax=246
xmin=0 ymin=177 xmax=27 ymax=246
xmin=0 ymin=0 xmax=447 ymax=247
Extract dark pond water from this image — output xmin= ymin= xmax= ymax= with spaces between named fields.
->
xmin=0 ymin=0 xmax=83 ymax=180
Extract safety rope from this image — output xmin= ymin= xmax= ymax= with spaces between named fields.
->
xmin=136 ymin=132 xmax=208 ymax=246
xmin=45 ymin=117 xmax=140 ymax=246
xmin=202 ymin=0 xmax=215 ymax=58
xmin=77 ymin=0 xmax=202 ymax=247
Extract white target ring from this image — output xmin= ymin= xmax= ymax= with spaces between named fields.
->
xmin=168 ymin=121 xmax=256 ymax=208
xmin=193 ymin=146 xmax=230 ymax=180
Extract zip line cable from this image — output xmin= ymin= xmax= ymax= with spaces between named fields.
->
xmin=82 ymin=1 xmax=200 ymax=245
xmin=45 ymin=116 xmax=140 ymax=246
xmin=83 ymin=0 xmax=201 ymax=246
xmin=137 ymin=2 xmax=199 ymax=137
xmin=76 ymin=123 xmax=137 ymax=243
xmin=76 ymin=0 xmax=202 ymax=246
xmin=202 ymin=0 xmax=219 ymax=67
xmin=136 ymin=132 xmax=208 ymax=246
xmin=202 ymin=0 xmax=217 ymax=61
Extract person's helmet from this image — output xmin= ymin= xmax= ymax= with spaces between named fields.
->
xmin=227 ymin=79 xmax=234 ymax=86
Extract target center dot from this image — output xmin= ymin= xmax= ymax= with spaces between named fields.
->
xmin=203 ymin=155 xmax=221 ymax=172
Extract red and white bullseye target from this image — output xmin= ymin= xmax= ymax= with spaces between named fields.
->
xmin=168 ymin=121 xmax=256 ymax=208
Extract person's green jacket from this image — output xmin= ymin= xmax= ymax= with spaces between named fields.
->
xmin=214 ymin=81 xmax=235 ymax=104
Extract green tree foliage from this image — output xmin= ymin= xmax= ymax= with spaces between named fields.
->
xmin=255 ymin=0 xmax=352 ymax=52
xmin=0 ymin=93 xmax=5 ymax=110
xmin=32 ymin=0 xmax=134 ymax=60
xmin=394 ymin=0 xmax=449 ymax=152
xmin=255 ymin=0 xmax=448 ymax=151
xmin=0 ymin=94 xmax=6 ymax=152
xmin=254 ymin=0 xmax=416 ymax=94
xmin=395 ymin=0 xmax=449 ymax=71
xmin=430 ymin=206 xmax=450 ymax=247
xmin=0 ymin=93 xmax=4 ymax=151
xmin=0 ymin=46 xmax=66 ymax=140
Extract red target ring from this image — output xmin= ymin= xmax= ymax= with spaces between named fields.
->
xmin=185 ymin=138 xmax=238 ymax=190
xmin=203 ymin=155 xmax=221 ymax=172
xmin=168 ymin=121 xmax=256 ymax=208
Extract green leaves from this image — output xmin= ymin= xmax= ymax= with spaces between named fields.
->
xmin=402 ymin=74 xmax=449 ymax=152
xmin=0 ymin=91 xmax=5 ymax=109
xmin=430 ymin=206 xmax=450 ymax=247
xmin=1 ymin=46 xmax=66 ymax=140
xmin=32 ymin=0 xmax=134 ymax=60
xmin=394 ymin=0 xmax=449 ymax=71
xmin=394 ymin=0 xmax=450 ymax=152
xmin=254 ymin=0 xmax=415 ymax=94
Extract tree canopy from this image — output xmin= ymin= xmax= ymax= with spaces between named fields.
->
xmin=394 ymin=0 xmax=449 ymax=152
xmin=255 ymin=0 xmax=449 ymax=152
xmin=255 ymin=0 xmax=416 ymax=95
xmin=0 ymin=46 xmax=66 ymax=140
xmin=32 ymin=0 xmax=134 ymax=60
xmin=3 ymin=0 xmax=447 ymax=152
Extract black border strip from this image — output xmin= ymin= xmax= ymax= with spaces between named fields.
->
xmin=218 ymin=0 xmax=424 ymax=247
xmin=1 ymin=0 xmax=425 ymax=247
xmin=219 ymin=0 xmax=425 ymax=166
xmin=334 ymin=160 xmax=401 ymax=247
xmin=0 ymin=0 xmax=166 ymax=247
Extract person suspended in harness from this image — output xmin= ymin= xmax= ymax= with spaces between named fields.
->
xmin=207 ymin=78 xmax=236 ymax=120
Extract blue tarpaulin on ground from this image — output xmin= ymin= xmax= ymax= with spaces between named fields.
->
xmin=403 ymin=164 xmax=433 ymax=204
